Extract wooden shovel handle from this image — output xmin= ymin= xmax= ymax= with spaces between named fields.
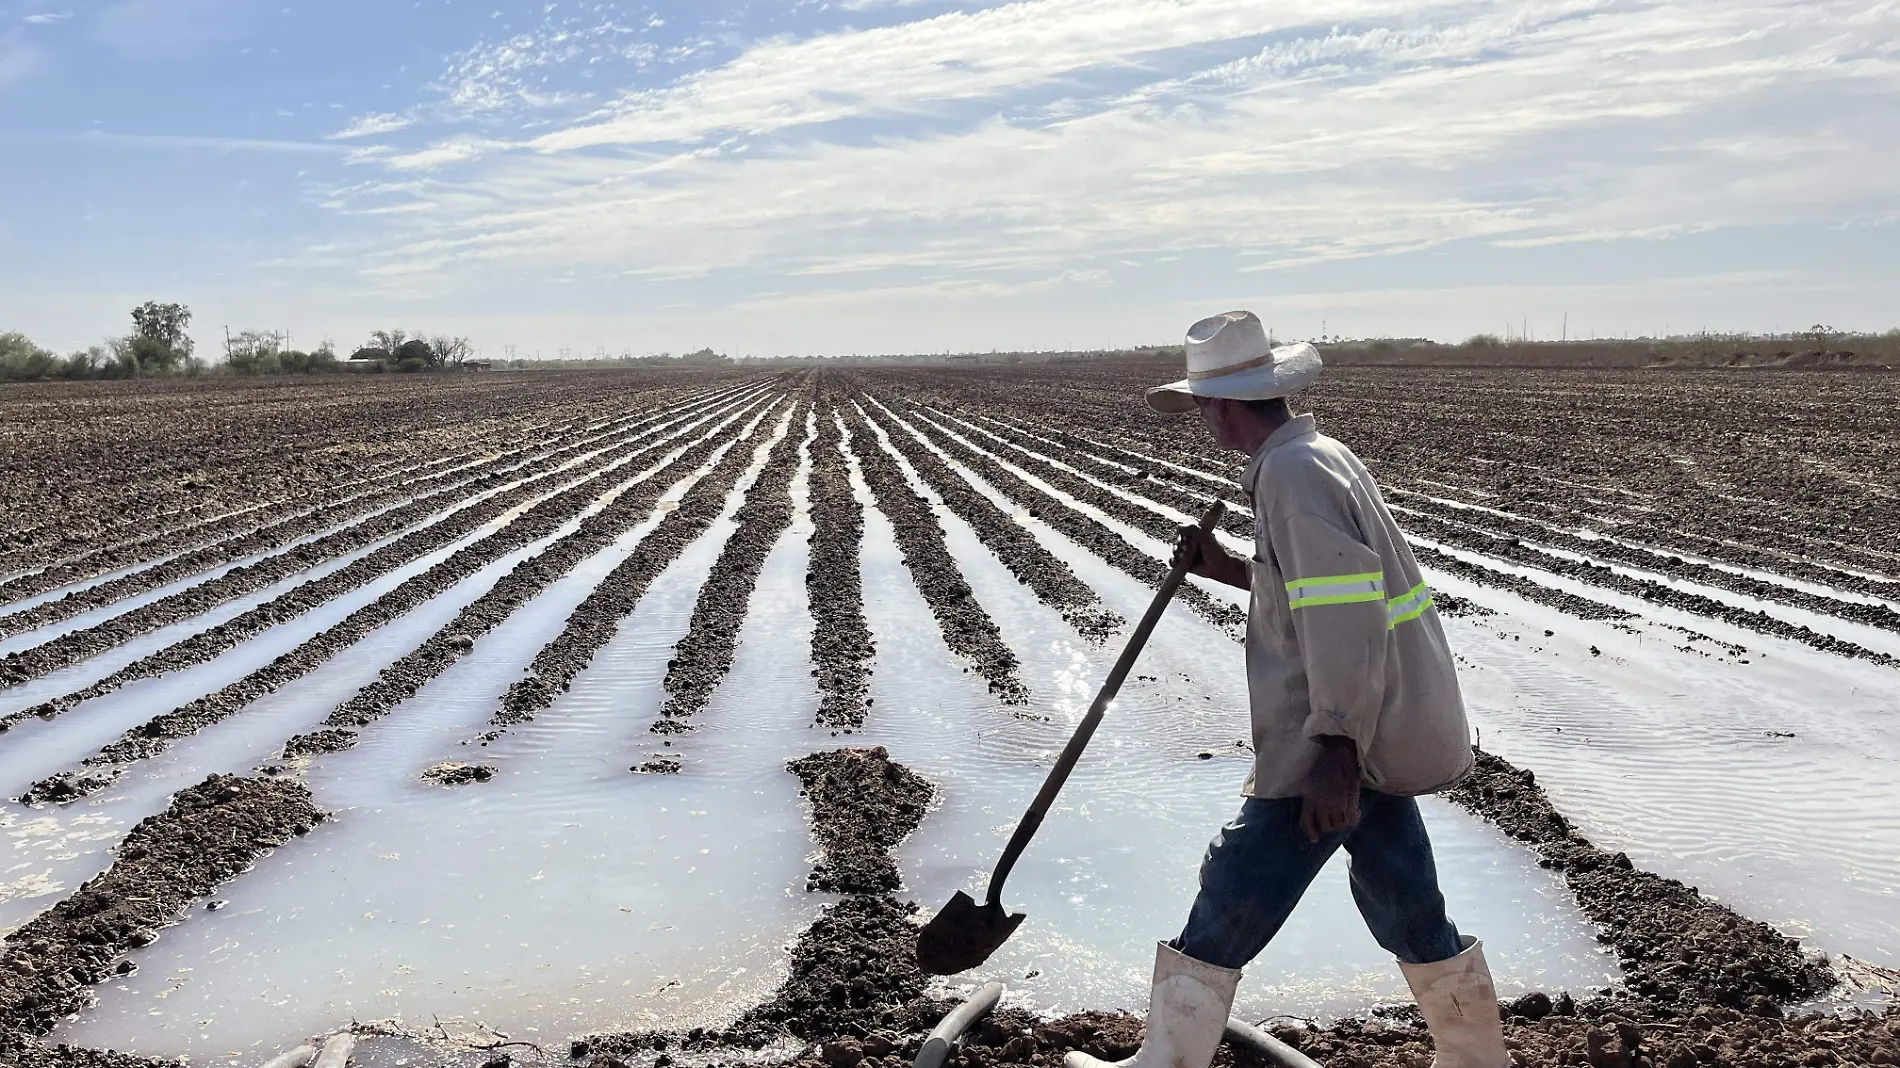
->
xmin=983 ymin=499 xmax=1228 ymax=906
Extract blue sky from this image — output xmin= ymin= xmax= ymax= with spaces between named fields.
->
xmin=2 ymin=0 xmax=1897 ymax=358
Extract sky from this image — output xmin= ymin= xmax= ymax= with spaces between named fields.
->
xmin=1 ymin=0 xmax=1897 ymax=359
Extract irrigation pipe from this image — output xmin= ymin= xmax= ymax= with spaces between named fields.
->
xmin=912 ymin=981 xmax=1006 ymax=1068
xmin=256 ymin=1045 xmax=316 ymax=1068
xmin=1224 ymin=1017 xmax=1325 ymax=1068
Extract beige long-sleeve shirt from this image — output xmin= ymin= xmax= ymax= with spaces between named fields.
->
xmin=1237 ymin=414 xmax=1473 ymax=799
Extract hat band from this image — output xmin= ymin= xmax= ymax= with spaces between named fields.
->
xmin=1186 ymin=351 xmax=1274 ymax=382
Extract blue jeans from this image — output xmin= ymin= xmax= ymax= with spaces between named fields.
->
xmin=1174 ymin=791 xmax=1464 ymax=969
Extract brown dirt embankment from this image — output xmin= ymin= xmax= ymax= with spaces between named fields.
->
xmin=0 ymin=775 xmax=322 ymax=1063
xmin=808 ymin=390 xmax=876 ymax=728
xmin=884 ymin=400 xmax=1244 ymax=635
xmin=18 ymin=395 xmax=776 ymax=804
xmin=652 ymin=393 xmax=814 ymax=734
xmin=836 ymin=399 xmax=1028 ymax=704
xmin=1449 ymin=748 xmax=1833 ymax=1009
xmin=0 ymin=391 xmax=742 ymax=702
xmin=473 ymin=397 xmax=799 ymax=749
xmin=857 ymin=396 xmax=1122 ymax=642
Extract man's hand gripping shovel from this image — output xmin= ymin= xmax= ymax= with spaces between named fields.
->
xmin=915 ymin=501 xmax=1228 ymax=975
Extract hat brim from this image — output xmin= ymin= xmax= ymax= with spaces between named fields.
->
xmin=1145 ymin=344 xmax=1323 ymax=414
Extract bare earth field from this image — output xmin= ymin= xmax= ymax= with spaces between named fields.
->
xmin=1 ymin=366 xmax=1895 ymax=1068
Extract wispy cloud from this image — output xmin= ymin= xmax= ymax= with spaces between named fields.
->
xmin=322 ymin=0 xmax=1899 ymax=308
xmin=328 ymin=112 xmax=414 ymax=140
xmin=22 ymin=11 xmax=72 ymax=25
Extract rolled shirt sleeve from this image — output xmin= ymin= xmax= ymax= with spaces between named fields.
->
xmin=1267 ymin=510 xmax=1390 ymax=754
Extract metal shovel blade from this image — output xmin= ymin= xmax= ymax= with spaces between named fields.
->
xmin=914 ymin=891 xmax=1026 ymax=975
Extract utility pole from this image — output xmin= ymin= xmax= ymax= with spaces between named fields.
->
xmin=1562 ymin=313 xmax=1567 ymax=342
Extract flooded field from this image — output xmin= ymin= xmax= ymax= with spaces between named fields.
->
xmin=1 ymin=366 xmax=1895 ymax=1068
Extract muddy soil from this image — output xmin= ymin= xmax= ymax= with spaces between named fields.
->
xmin=585 ymin=746 xmax=941 ymax=1058
xmin=807 ymin=393 xmax=876 ymax=728
xmin=0 ymin=394 xmax=710 ymax=639
xmin=856 ymin=399 xmax=1122 ymax=642
xmin=787 ymin=747 xmax=933 ymax=894
xmin=871 ymin=364 xmax=1900 ymax=598
xmin=0 ymin=392 xmax=744 ymax=699
xmin=1448 ymin=749 xmax=1833 ymax=1009
xmin=0 ymin=373 xmax=722 ymax=582
xmin=0 ymin=775 xmax=323 ymax=1051
xmin=477 ymin=395 xmax=798 ymax=745
xmin=1401 ymin=511 xmax=1897 ymax=666
xmin=836 ymin=401 xmax=1028 ymax=704
xmin=654 ymin=394 xmax=814 ymax=733
xmin=17 ymin=393 xmax=781 ymax=803
xmin=290 ymin=393 xmax=781 ymax=758
xmin=876 ymin=398 xmax=1244 ymax=635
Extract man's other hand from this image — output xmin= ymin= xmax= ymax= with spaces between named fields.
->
xmin=1173 ymin=523 xmax=1249 ymax=589
xmin=1299 ymin=736 xmax=1362 ymax=843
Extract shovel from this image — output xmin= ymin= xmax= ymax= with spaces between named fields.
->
xmin=916 ymin=500 xmax=1229 ymax=975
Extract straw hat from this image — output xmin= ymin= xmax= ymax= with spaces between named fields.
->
xmin=1146 ymin=310 xmax=1322 ymax=414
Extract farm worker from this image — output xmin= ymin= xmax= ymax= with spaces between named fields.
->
xmin=1064 ymin=311 xmax=1503 ymax=1068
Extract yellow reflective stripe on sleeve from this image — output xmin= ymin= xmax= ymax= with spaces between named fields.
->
xmin=1285 ymin=571 xmax=1383 ymax=592
xmin=1284 ymin=572 xmax=1385 ymax=611
xmin=1386 ymin=581 xmax=1434 ymax=628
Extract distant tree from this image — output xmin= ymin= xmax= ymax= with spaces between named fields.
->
xmin=394 ymin=338 xmax=435 ymax=368
xmin=224 ymin=329 xmax=283 ymax=375
xmin=369 ymin=329 xmax=410 ymax=352
xmin=1462 ymin=333 xmax=1503 ymax=349
xmin=306 ymin=342 xmax=339 ymax=372
xmin=0 ymin=332 xmax=58 ymax=380
xmin=128 ymin=301 xmax=194 ymax=373
xmin=1802 ymin=324 xmax=1840 ymax=351
xmin=429 ymin=335 xmax=473 ymax=368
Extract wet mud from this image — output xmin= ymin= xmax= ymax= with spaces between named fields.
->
xmin=0 ymin=395 xmax=711 ymax=640
xmin=1448 ymin=748 xmax=1834 ymax=1008
xmin=17 ymin=392 xmax=779 ymax=803
xmin=888 ymin=402 xmax=1246 ymax=635
xmin=585 ymin=746 xmax=941 ymax=1057
xmin=856 ymin=397 xmax=1122 ymax=642
xmin=1410 ymin=545 xmax=1636 ymax=621
xmin=787 ymin=747 xmax=932 ymax=894
xmin=1403 ymin=511 xmax=1897 ymax=666
xmin=476 ymin=394 xmax=796 ymax=744
xmin=653 ymin=393 xmax=814 ymax=733
xmin=0 ymin=775 xmax=323 ymax=1053
xmin=836 ymin=400 xmax=1028 ymax=704
xmin=0 ymin=392 xmax=742 ymax=696
xmin=807 ymin=392 xmax=876 ymax=728
xmin=0 ymin=373 xmax=707 ymax=587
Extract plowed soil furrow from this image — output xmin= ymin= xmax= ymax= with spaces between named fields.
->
xmin=805 ymin=393 xmax=875 ymax=729
xmin=651 ymin=392 xmax=816 ymax=735
xmin=836 ymin=400 xmax=1028 ymax=703
xmin=0 ymin=775 xmax=324 ymax=1041
xmin=270 ymin=394 xmax=793 ymax=759
xmin=1 ymin=373 xmax=723 ymax=568
xmin=1390 ymin=493 xmax=1900 ymax=633
xmin=1449 ymin=748 xmax=1834 ymax=1008
xmin=885 ymin=405 xmax=1246 ymax=634
xmin=0 ymin=395 xmax=705 ymax=632
xmin=17 ymin=389 xmax=782 ymax=803
xmin=856 ymin=397 xmax=1122 ymax=642
xmin=1408 ymin=544 xmax=1635 ymax=621
xmin=967 ymin=411 xmax=1255 ymax=537
xmin=0 ymin=421 xmax=570 ymax=610
xmin=1402 ymin=510 xmax=1899 ymax=665
xmin=473 ymin=397 xmax=802 ymax=750
xmin=0 ymin=390 xmax=757 ymax=706
xmin=0 ymin=388 xmax=628 ymax=577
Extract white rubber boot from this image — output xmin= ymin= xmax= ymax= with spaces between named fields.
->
xmin=1398 ymin=935 xmax=1512 ymax=1068
xmin=1064 ymin=942 xmax=1241 ymax=1068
